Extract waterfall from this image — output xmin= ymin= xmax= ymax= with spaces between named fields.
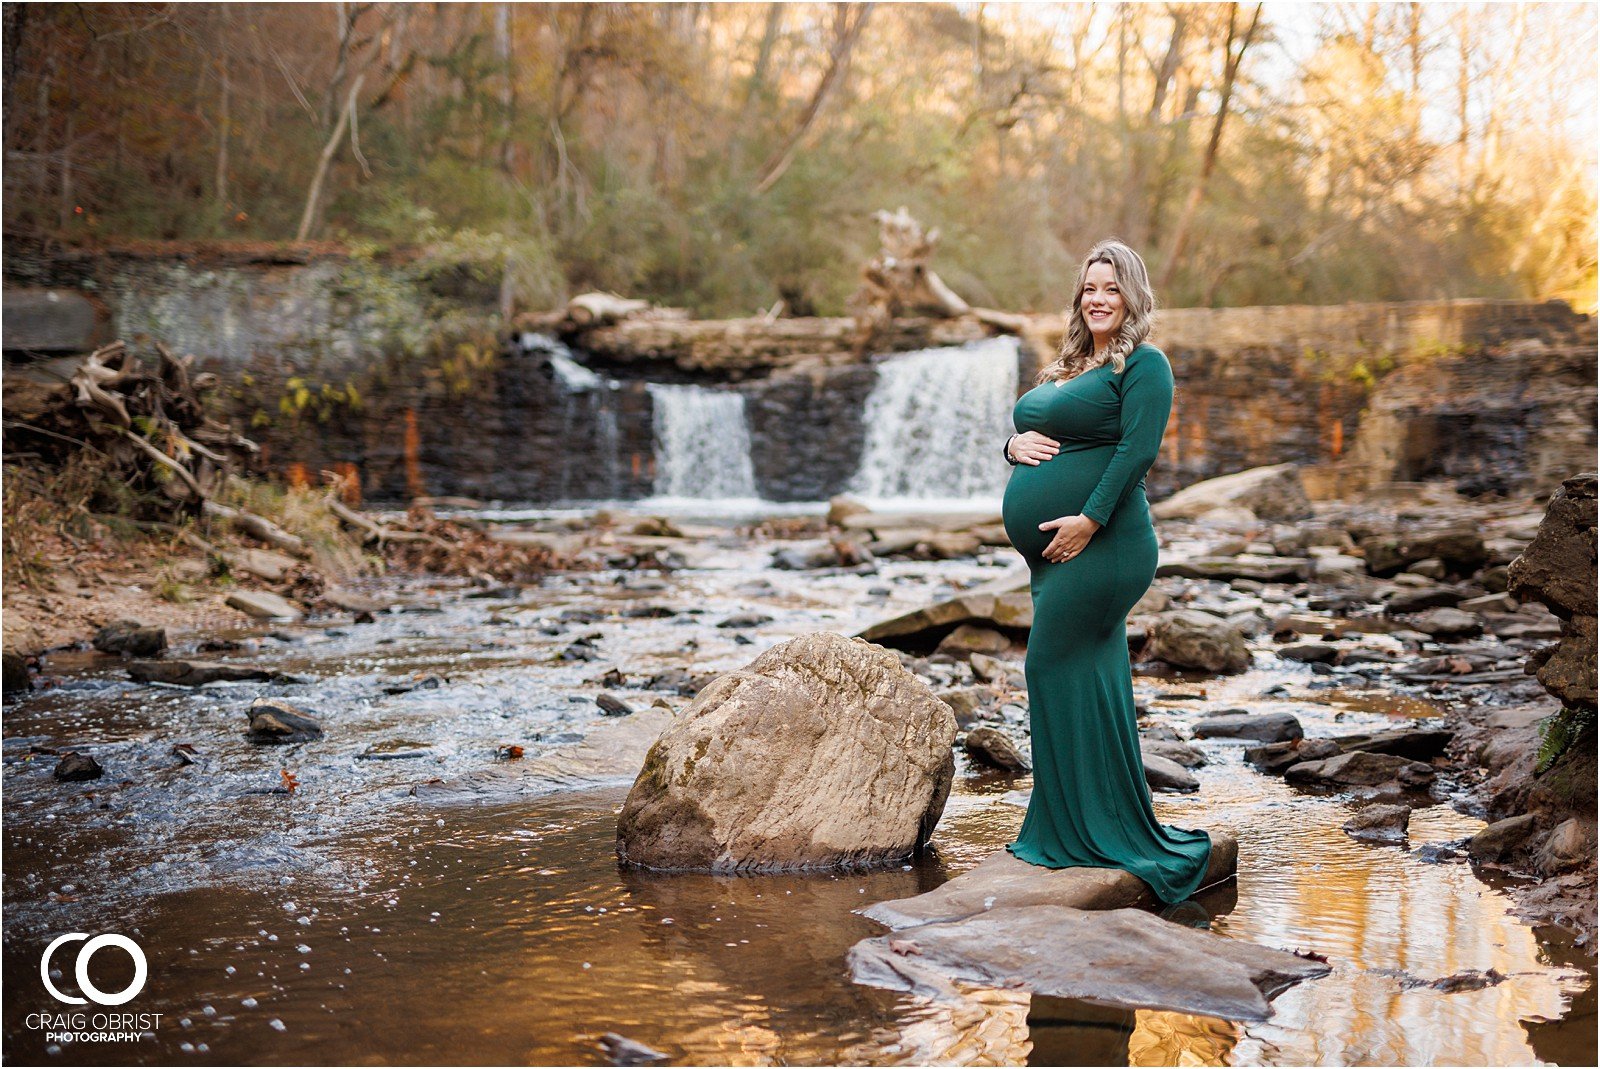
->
xmin=847 ymin=335 xmax=1020 ymax=504
xmin=518 ymin=331 xmax=626 ymax=501
xmin=646 ymin=383 xmax=759 ymax=501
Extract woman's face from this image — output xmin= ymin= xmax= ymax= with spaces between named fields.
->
xmin=1080 ymin=260 xmax=1126 ymax=344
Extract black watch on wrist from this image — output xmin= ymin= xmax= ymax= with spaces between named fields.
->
xmin=1004 ymin=434 xmax=1020 ymax=466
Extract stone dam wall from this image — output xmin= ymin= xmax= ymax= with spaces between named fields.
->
xmin=3 ymin=247 xmax=1594 ymax=505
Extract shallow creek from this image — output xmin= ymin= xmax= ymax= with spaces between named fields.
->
xmin=3 ymin=518 xmax=1593 ymax=1066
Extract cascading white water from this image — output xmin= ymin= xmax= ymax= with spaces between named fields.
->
xmin=646 ymin=383 xmax=759 ymax=500
xmin=847 ymin=335 xmax=1020 ymax=504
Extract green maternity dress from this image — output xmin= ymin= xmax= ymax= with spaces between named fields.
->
xmin=1001 ymin=342 xmax=1213 ymax=905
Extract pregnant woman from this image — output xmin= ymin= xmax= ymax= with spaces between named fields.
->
xmin=1000 ymin=238 xmax=1212 ymax=905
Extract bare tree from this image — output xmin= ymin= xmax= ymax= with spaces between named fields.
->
xmin=753 ymin=2 xmax=874 ymax=196
xmin=295 ymin=2 xmax=416 ymax=241
xmin=1158 ymin=2 xmax=1262 ymax=290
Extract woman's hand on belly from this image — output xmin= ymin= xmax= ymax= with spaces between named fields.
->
xmin=1008 ymin=430 xmax=1061 ymax=465
xmin=1038 ymin=514 xmax=1102 ymax=563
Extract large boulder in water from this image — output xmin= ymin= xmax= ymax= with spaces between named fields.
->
xmin=615 ymin=632 xmax=957 ymax=872
xmin=1147 ymin=610 xmax=1252 ymax=673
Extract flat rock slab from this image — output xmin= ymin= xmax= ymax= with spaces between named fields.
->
xmin=128 ymin=659 xmax=289 ymax=686
xmin=858 ymin=835 xmax=1238 ymax=930
xmin=848 ymin=904 xmax=1328 ymax=1022
xmin=226 ymin=590 xmax=304 ymax=620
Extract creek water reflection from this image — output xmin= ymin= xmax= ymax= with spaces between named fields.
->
xmin=2 ymin=524 xmax=1593 ymax=1066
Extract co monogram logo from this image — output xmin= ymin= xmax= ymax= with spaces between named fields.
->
xmin=40 ymin=934 xmax=148 ymax=1006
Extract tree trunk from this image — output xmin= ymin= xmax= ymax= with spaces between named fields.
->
xmin=496 ymin=2 xmax=516 ymax=173
xmin=1157 ymin=2 xmax=1262 ymax=292
xmin=752 ymin=2 xmax=873 ymax=196
xmin=214 ymin=48 xmax=231 ymax=221
xmin=296 ymin=72 xmax=365 ymax=241
xmin=1127 ymin=5 xmax=1189 ymax=248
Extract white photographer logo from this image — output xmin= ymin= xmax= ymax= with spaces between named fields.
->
xmin=41 ymin=934 xmax=148 ymax=1006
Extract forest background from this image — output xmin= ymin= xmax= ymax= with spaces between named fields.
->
xmin=3 ymin=1 xmax=1596 ymax=317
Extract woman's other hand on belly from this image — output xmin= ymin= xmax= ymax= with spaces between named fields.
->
xmin=1008 ymin=431 xmax=1061 ymax=465
xmin=1038 ymin=514 xmax=1101 ymax=562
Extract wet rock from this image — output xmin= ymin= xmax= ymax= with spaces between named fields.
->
xmin=1535 ymin=818 xmax=1593 ymax=872
xmin=596 ymin=692 xmax=637 ymax=717
xmin=857 ymin=569 xmax=1032 ymax=649
xmin=1310 ymin=553 xmax=1366 ymax=579
xmin=771 ymin=541 xmax=871 ymax=570
xmin=3 ymin=650 xmax=32 ymax=697
xmin=1143 ymin=753 xmax=1199 ymax=793
xmin=968 ymin=652 xmax=1023 ymax=686
xmin=1327 ymin=727 xmax=1453 ymax=761
xmin=323 ymin=587 xmax=389 ymax=614
xmin=1343 ymin=804 xmax=1411 ymax=843
xmin=1194 ymin=710 xmax=1304 ymax=743
xmin=1140 ymin=722 xmax=1186 ymax=742
xmin=1277 ymin=642 xmax=1339 ymax=664
xmin=963 ymin=725 xmax=1031 ymax=772
xmin=860 ymin=836 xmax=1238 ymax=929
xmin=935 ymin=624 xmax=1010 ymax=659
xmin=1148 ymin=611 xmax=1251 ymax=674
xmin=1338 ymin=648 xmax=1402 ymax=665
xmin=1383 ymin=585 xmax=1467 ymax=614
xmin=225 ymin=590 xmax=304 ymax=621
xmin=383 ymin=674 xmax=446 ymax=695
xmin=1424 ymin=968 xmax=1507 ymax=993
xmin=1140 ymin=739 xmax=1207 ymax=768
xmin=559 ymin=608 xmax=606 ymax=624
xmin=905 ymin=532 xmax=985 ymax=559
xmin=622 ymin=604 xmax=677 ymax=619
xmin=1156 ymin=556 xmax=1310 ymax=583
xmin=128 ymin=659 xmax=284 ymax=686
xmin=644 ymin=668 xmax=708 ymax=696
xmin=1481 ymin=564 xmax=1511 ymax=593
xmin=92 ymin=620 xmax=168 ymax=657
xmin=937 ymin=687 xmax=995 ymax=728
xmin=717 ymin=612 xmax=773 ymax=629
xmin=1467 ymin=813 xmax=1539 ymax=862
xmin=1507 ymin=472 xmax=1597 ymax=712
xmin=1285 ymin=751 xmax=1434 ymax=789
xmin=1402 ymin=607 xmax=1483 ymax=640
xmin=1404 ymin=558 xmax=1448 ymax=580
xmin=599 ymin=1031 xmax=670 ymax=1065
xmin=1132 ymin=587 xmax=1171 ymax=614
xmin=356 ymin=742 xmax=432 ymax=761
xmin=847 ymin=904 xmax=1329 ymax=1023
xmin=53 ymin=752 xmax=103 ymax=782
xmin=1458 ymin=592 xmax=1519 ymax=614
xmin=1245 ymin=738 xmax=1342 ymax=775
xmin=827 ymin=495 xmax=871 ymax=527
xmin=1360 ymin=528 xmax=1487 ymax=577
xmin=246 ymin=698 xmax=324 ymax=742
xmin=1150 ymin=464 xmax=1313 ymax=523
xmin=1508 ymin=474 xmax=1598 ymax=619
xmin=560 ymin=636 xmax=603 ymax=662
xmin=616 ymin=632 xmax=956 ymax=872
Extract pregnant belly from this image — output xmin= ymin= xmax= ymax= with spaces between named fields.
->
xmin=1002 ymin=443 xmax=1119 ymax=561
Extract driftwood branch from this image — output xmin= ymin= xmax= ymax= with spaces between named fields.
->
xmin=202 ymin=500 xmax=310 ymax=558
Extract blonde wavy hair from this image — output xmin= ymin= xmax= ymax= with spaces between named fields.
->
xmin=1036 ymin=238 xmax=1156 ymax=384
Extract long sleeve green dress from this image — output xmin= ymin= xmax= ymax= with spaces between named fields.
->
xmin=1000 ymin=341 xmax=1213 ymax=904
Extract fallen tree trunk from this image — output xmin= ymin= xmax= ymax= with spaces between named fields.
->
xmin=574 ymin=314 xmax=995 ymax=374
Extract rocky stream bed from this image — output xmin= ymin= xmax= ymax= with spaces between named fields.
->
xmin=2 ymin=479 xmax=1595 ymax=1066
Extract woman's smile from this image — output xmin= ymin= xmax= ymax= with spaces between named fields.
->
xmin=1080 ymin=261 xmax=1127 ymax=343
